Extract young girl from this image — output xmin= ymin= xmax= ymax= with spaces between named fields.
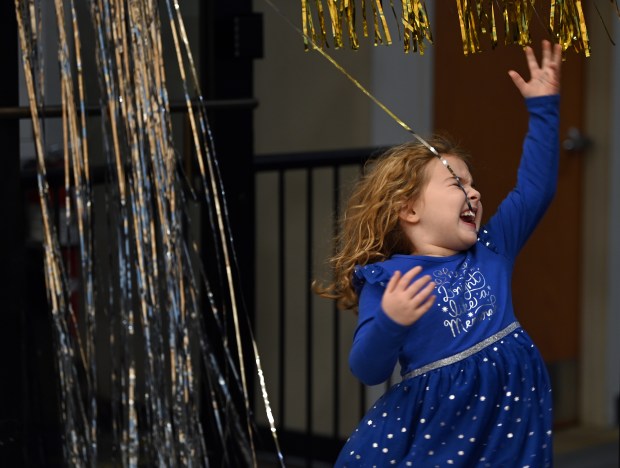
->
xmin=318 ymin=41 xmax=562 ymax=467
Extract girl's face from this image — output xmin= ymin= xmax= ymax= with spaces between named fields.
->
xmin=400 ymin=155 xmax=483 ymax=256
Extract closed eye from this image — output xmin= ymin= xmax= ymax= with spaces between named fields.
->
xmin=452 ymin=179 xmax=475 ymax=190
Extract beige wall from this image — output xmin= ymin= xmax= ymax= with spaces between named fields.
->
xmin=253 ymin=1 xmax=372 ymax=154
xmin=608 ymin=16 xmax=620 ymax=426
xmin=581 ymin=5 xmax=620 ymax=427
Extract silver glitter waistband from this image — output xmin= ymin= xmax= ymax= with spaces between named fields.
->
xmin=401 ymin=321 xmax=521 ymax=381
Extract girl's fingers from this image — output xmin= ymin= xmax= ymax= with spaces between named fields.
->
xmin=420 ymin=279 xmax=436 ymax=298
xmin=385 ymin=270 xmax=402 ymax=293
xmin=541 ymin=40 xmax=551 ymax=67
xmin=400 ymin=265 xmax=422 ymax=284
xmin=524 ymin=46 xmax=539 ymax=73
xmin=555 ymin=43 xmax=562 ymax=63
xmin=418 ymin=294 xmax=436 ymax=315
xmin=406 ymin=273 xmax=434 ymax=297
xmin=552 ymin=43 xmax=562 ymax=70
xmin=382 ymin=266 xmax=435 ymax=324
xmin=387 ymin=265 xmax=435 ymax=301
xmin=508 ymin=70 xmax=526 ymax=94
xmin=388 ymin=266 xmax=422 ymax=291
xmin=411 ymin=278 xmax=436 ymax=305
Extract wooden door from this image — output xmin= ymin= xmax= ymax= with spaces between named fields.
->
xmin=433 ymin=3 xmax=583 ymax=423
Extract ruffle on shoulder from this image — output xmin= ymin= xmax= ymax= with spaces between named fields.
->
xmin=353 ymin=263 xmax=391 ymax=293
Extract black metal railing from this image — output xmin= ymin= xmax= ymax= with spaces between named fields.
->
xmin=253 ymin=147 xmax=393 ymax=465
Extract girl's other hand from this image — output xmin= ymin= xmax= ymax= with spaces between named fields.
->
xmin=508 ymin=40 xmax=562 ymax=98
xmin=381 ymin=266 xmax=435 ymax=326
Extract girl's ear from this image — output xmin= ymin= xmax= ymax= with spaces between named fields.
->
xmin=399 ymin=200 xmax=420 ymax=224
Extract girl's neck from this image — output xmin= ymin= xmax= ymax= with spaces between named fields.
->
xmin=410 ymin=246 xmax=461 ymax=257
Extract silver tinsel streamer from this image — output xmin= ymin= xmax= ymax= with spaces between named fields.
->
xmin=15 ymin=0 xmax=283 ymax=466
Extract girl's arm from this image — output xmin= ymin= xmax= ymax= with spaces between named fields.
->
xmin=490 ymin=95 xmax=560 ymax=257
xmin=349 ymin=266 xmax=434 ymax=385
xmin=485 ymin=42 xmax=562 ymax=257
xmin=349 ymin=283 xmax=411 ymax=385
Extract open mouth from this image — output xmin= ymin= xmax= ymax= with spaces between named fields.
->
xmin=460 ymin=209 xmax=477 ymax=225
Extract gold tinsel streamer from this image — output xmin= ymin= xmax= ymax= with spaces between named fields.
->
xmin=301 ymin=0 xmax=600 ymax=56
xmin=550 ymin=0 xmax=591 ymax=56
xmin=401 ymin=0 xmax=433 ymax=53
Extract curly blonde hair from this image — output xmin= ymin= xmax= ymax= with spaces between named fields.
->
xmin=314 ymin=135 xmax=472 ymax=312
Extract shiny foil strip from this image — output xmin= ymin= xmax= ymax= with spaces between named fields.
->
xmin=550 ymin=0 xmax=591 ymax=56
xmin=458 ymin=0 xmax=592 ymax=55
xmin=401 ymin=0 xmax=433 ymax=53
xmin=301 ymin=0 xmax=431 ymax=53
xmin=455 ymin=0 xmax=532 ymax=55
xmin=16 ymin=0 xmax=283 ymax=466
xmin=502 ymin=0 xmax=534 ymax=48
xmin=300 ymin=0 xmax=603 ymax=56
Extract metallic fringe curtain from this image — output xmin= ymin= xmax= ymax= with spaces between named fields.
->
xmin=300 ymin=0 xmax=608 ymax=56
xmin=14 ymin=0 xmax=282 ymax=466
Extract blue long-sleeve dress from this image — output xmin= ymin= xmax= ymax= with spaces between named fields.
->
xmin=335 ymin=95 xmax=559 ymax=468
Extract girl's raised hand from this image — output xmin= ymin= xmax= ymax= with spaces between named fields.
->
xmin=381 ymin=266 xmax=435 ymax=326
xmin=508 ymin=40 xmax=562 ymax=98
